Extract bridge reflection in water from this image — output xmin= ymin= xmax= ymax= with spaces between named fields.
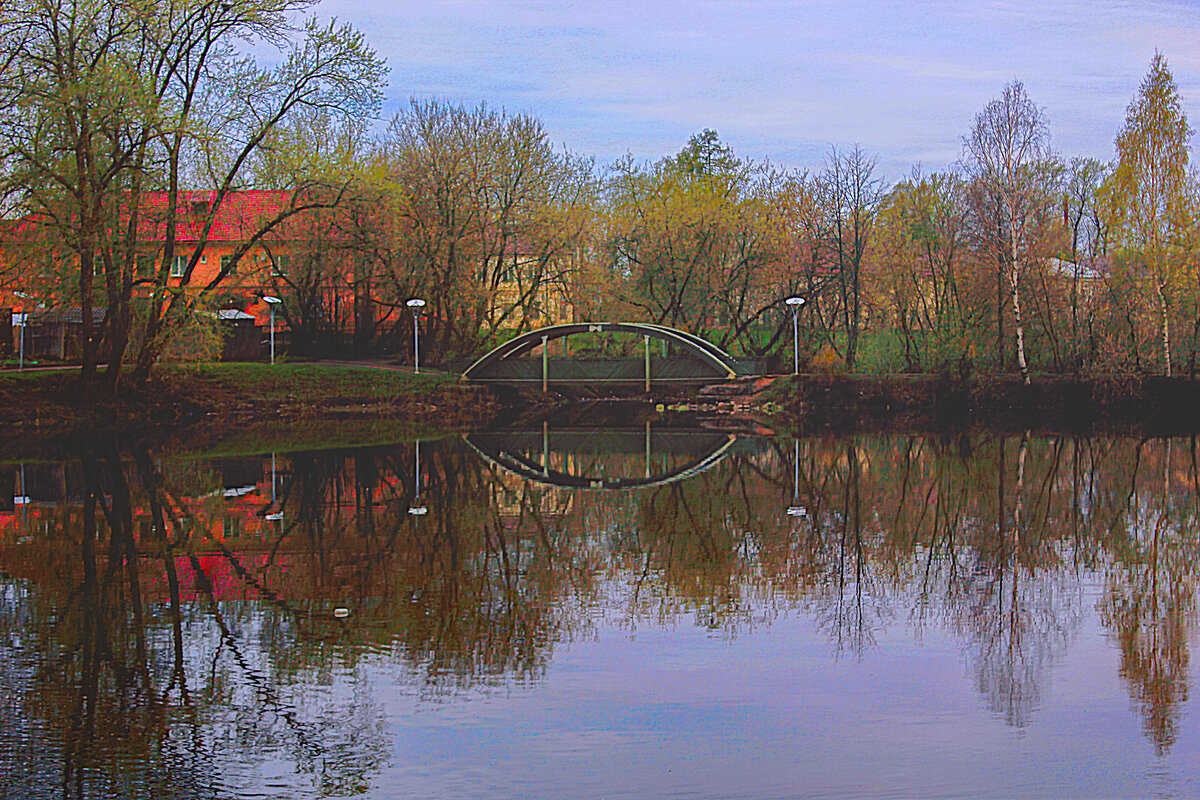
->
xmin=464 ymin=425 xmax=739 ymax=490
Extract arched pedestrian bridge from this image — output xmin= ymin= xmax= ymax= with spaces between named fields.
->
xmin=462 ymin=322 xmax=747 ymax=390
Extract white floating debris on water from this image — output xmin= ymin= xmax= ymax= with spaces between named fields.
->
xmin=333 ymin=607 xmax=351 ymax=618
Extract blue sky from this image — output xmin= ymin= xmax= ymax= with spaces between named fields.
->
xmin=308 ymin=0 xmax=1200 ymax=182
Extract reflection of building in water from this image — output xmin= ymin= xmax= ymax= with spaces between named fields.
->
xmin=0 ymin=458 xmax=282 ymax=546
xmin=0 ymin=451 xmax=429 ymax=605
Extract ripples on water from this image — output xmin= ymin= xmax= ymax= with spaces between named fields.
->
xmin=0 ymin=430 xmax=1199 ymax=798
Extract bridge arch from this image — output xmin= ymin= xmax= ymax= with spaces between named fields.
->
xmin=461 ymin=322 xmax=740 ymax=383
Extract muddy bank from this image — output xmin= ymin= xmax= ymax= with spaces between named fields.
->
xmin=759 ymin=374 xmax=1200 ymax=435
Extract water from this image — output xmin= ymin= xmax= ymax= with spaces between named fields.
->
xmin=1 ymin=429 xmax=1199 ymax=798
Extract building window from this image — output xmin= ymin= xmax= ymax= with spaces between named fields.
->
xmin=498 ymin=253 xmax=516 ymax=283
xmin=170 ymin=255 xmax=188 ymax=278
xmin=221 ymin=255 xmax=238 ymax=275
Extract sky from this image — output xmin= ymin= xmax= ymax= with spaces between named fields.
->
xmin=306 ymin=0 xmax=1200 ymax=183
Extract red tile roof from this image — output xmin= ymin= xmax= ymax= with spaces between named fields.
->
xmin=0 ymin=190 xmax=295 ymax=245
xmin=138 ymin=190 xmax=291 ymax=243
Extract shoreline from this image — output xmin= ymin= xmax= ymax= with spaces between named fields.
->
xmin=753 ymin=373 xmax=1200 ymax=435
xmin=0 ymin=364 xmax=496 ymax=458
xmin=6 ymin=366 xmax=1200 ymax=452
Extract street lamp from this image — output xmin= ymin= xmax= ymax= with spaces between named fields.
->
xmin=13 ymin=292 xmax=33 ymax=370
xmin=784 ymin=295 xmax=806 ymax=376
xmin=13 ymin=311 xmax=26 ymax=370
xmin=262 ymin=296 xmax=282 ymax=364
xmin=406 ymin=298 xmax=426 ymax=373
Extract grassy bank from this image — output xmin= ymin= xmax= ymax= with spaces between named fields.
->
xmin=0 ymin=363 xmax=495 ymax=435
xmin=756 ymin=373 xmax=1200 ymax=434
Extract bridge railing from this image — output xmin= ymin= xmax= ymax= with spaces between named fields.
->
xmin=452 ymin=356 xmax=757 ymax=383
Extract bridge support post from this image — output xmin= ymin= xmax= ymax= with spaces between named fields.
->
xmin=645 ymin=420 xmax=651 ymax=478
xmin=644 ymin=334 xmax=651 ymax=392
xmin=542 ymin=335 xmax=548 ymax=392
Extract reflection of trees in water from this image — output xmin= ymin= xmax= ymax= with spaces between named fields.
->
xmin=789 ymin=441 xmax=894 ymax=657
xmin=5 ymin=432 xmax=1200 ymax=794
xmin=1 ymin=444 xmax=235 ymax=798
xmin=230 ymin=444 xmax=603 ymax=691
xmin=790 ymin=434 xmax=1087 ymax=725
xmin=944 ymin=435 xmax=1083 ymax=728
xmin=1098 ymin=439 xmax=1200 ymax=754
xmin=398 ymin=448 xmax=600 ymax=688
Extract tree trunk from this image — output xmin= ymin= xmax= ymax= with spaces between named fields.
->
xmin=996 ymin=251 xmax=1005 ymax=371
xmin=1009 ymin=225 xmax=1029 ymax=384
xmin=1156 ymin=281 xmax=1171 ymax=377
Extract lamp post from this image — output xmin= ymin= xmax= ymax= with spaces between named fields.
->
xmin=262 ymin=296 xmax=282 ymax=364
xmin=784 ymin=295 xmax=806 ymax=375
xmin=13 ymin=312 xmax=26 ymax=370
xmin=13 ymin=291 xmax=33 ymax=370
xmin=406 ymin=298 xmax=426 ymax=373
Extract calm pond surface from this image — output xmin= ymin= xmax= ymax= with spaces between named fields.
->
xmin=2 ymin=424 xmax=1200 ymax=798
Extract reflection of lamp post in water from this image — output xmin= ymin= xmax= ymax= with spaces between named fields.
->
xmin=408 ymin=439 xmax=427 ymax=515
xmin=14 ymin=463 xmax=29 ymax=527
xmin=784 ymin=295 xmax=806 ymax=375
xmin=786 ymin=438 xmax=808 ymax=518
xmin=406 ymin=298 xmax=426 ymax=373
xmin=265 ymin=452 xmax=283 ymax=523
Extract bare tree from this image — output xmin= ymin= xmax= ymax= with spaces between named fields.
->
xmin=1062 ymin=158 xmax=1109 ymax=369
xmin=963 ymin=81 xmax=1052 ymax=383
xmin=819 ymin=146 xmax=882 ymax=368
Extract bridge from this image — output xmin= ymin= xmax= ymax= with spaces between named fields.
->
xmin=461 ymin=322 xmax=747 ymax=390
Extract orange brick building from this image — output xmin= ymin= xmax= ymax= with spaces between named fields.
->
xmin=1 ymin=190 xmax=354 ymax=358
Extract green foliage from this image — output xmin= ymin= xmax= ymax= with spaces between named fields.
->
xmin=1100 ymin=52 xmax=1198 ymax=376
xmin=603 ymin=135 xmax=798 ymax=352
xmin=853 ymin=332 xmax=912 ymax=376
xmin=165 ymin=363 xmax=456 ymax=402
xmin=150 ymin=298 xmax=225 ymax=364
xmin=672 ymin=129 xmax=740 ymax=177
